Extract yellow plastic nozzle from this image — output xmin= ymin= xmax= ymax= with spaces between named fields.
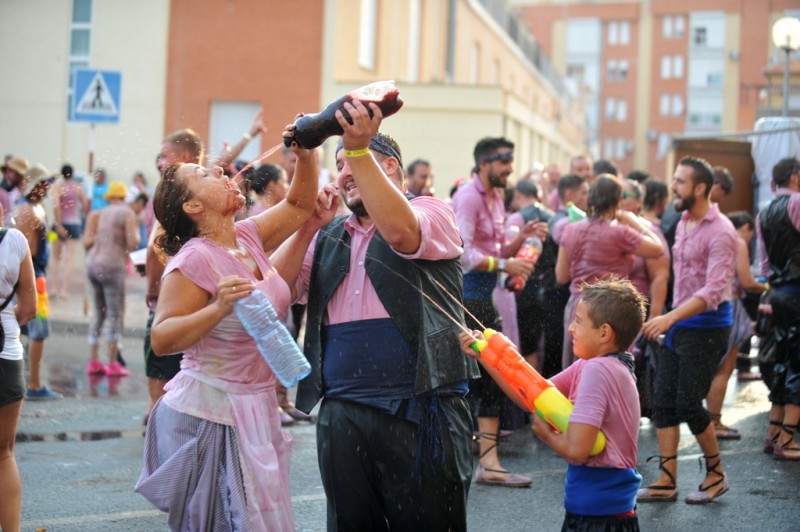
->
xmin=471 ymin=339 xmax=488 ymax=354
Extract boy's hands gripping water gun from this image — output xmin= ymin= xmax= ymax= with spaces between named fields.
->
xmin=466 ymin=329 xmax=606 ymax=456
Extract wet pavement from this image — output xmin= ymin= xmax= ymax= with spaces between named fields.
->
xmin=15 ymin=255 xmax=800 ymax=531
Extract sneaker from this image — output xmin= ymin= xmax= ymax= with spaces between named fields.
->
xmin=87 ymin=359 xmax=107 ymax=375
xmin=106 ymin=361 xmax=130 ymax=377
xmin=25 ymin=386 xmax=63 ymax=401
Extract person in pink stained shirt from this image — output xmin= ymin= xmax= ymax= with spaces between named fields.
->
xmin=705 ymin=212 xmax=766 ymax=441
xmin=639 ymin=156 xmax=738 ymax=505
xmin=621 ymin=178 xmax=670 ymax=320
xmin=135 ymin=123 xmax=320 ymax=530
xmin=460 ymin=279 xmax=647 ymax=530
xmin=556 ymin=175 xmax=664 ymax=370
xmin=275 ymin=101 xmax=480 ymax=530
xmin=452 ymin=137 xmax=547 ymax=489
xmin=49 ymin=164 xmax=89 ymax=299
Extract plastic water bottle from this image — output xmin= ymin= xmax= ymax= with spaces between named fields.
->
xmin=235 ymin=289 xmax=311 ymax=388
xmin=566 ymin=201 xmax=587 ymax=222
xmin=505 ymin=236 xmax=543 ymax=293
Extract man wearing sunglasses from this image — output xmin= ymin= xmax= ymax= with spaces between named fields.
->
xmin=452 ymin=137 xmax=546 ymax=487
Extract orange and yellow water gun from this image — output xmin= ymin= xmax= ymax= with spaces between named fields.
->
xmin=471 ymin=329 xmax=606 ymax=456
xmin=35 ymin=277 xmax=49 ymax=320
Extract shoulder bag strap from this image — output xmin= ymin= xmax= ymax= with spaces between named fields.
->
xmin=0 ymin=228 xmax=19 ymax=310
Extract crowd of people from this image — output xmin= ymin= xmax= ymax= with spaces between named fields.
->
xmin=0 ymin=96 xmax=798 ymax=531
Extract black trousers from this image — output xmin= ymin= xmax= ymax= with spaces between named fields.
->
xmin=517 ymin=286 xmax=568 ymax=379
xmin=768 ymin=289 xmax=800 ymax=406
xmin=463 ymin=298 xmax=505 ymax=418
xmin=653 ymin=326 xmax=730 ymax=434
xmin=316 ymin=397 xmax=473 ymax=532
xmin=562 ymin=511 xmax=640 ymax=532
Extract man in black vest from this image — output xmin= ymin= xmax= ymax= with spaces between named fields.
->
xmin=757 ymin=156 xmax=800 ymax=461
xmin=276 ymin=100 xmax=479 ymax=530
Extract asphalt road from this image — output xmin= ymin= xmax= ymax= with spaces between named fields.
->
xmin=15 ymin=272 xmax=800 ymax=531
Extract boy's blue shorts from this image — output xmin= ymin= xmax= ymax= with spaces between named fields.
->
xmin=21 ymin=317 xmax=50 ymax=341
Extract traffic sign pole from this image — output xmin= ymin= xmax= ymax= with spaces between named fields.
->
xmin=88 ymin=123 xmax=95 ymax=174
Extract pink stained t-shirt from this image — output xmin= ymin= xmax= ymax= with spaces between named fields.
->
xmin=59 ymin=180 xmax=83 ymax=225
xmin=671 ymin=203 xmax=737 ymax=310
xmin=550 ymin=356 xmax=640 ymax=469
xmin=295 ymin=196 xmax=463 ymax=324
xmin=628 ymin=221 xmax=669 ymax=297
xmin=451 ymin=174 xmax=508 ymax=273
xmin=161 ymin=219 xmax=291 ymax=422
xmin=561 ymin=219 xmax=643 ymax=296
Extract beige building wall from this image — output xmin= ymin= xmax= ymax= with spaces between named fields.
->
xmin=3 ymin=0 xmax=583 ymax=198
xmin=0 ymin=0 xmax=168 ymax=182
xmin=0 ymin=0 xmax=71 ymax=174
xmin=633 ymin=0 xmax=653 ymax=170
xmin=721 ymin=12 xmax=741 ymax=133
xmin=322 ymin=0 xmax=588 ymax=196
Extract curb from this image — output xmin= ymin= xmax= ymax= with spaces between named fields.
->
xmin=49 ymin=319 xmax=148 ymax=340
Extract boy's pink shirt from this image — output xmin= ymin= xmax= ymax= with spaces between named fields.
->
xmin=550 ymin=356 xmax=640 ymax=469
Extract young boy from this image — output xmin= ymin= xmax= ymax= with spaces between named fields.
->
xmin=460 ymin=278 xmax=646 ymax=531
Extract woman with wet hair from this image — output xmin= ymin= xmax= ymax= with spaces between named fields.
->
xmin=135 ymin=123 xmax=326 ymax=530
xmin=556 ymin=174 xmax=665 ymax=369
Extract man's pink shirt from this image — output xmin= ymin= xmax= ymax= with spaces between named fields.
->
xmin=295 ymin=196 xmax=463 ymax=324
xmin=671 ymin=203 xmax=737 ymax=310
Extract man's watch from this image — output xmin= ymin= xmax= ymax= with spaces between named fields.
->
xmin=498 ymin=258 xmax=507 ymax=272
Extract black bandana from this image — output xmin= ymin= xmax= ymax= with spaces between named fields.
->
xmin=336 ymin=132 xmax=402 ymax=167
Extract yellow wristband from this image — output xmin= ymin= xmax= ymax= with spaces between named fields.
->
xmin=486 ymin=256 xmax=496 ymax=273
xmin=343 ymin=147 xmax=370 ymax=158
xmin=242 ymin=132 xmax=253 ymax=141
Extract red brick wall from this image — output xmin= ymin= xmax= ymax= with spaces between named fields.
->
xmin=165 ymin=0 xmax=324 ymax=152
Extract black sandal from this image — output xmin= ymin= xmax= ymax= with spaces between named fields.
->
xmin=474 ymin=432 xmax=499 ymax=460
xmin=764 ymin=419 xmax=783 ymax=454
xmin=773 ymin=423 xmax=800 ymax=461
xmin=473 ymin=432 xmax=532 ymax=488
xmin=636 ymin=455 xmax=678 ymax=502
xmin=685 ymin=452 xmax=729 ymax=504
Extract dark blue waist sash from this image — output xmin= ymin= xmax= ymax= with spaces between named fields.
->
xmin=323 ymin=318 xmax=416 ymax=405
xmin=565 ymin=465 xmax=642 ymax=516
xmin=463 ymin=271 xmax=496 ymax=300
xmin=665 ymin=301 xmax=732 ymax=350
xmin=321 ymin=317 xmax=467 ymax=479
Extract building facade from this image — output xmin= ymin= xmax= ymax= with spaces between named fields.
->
xmin=514 ymin=0 xmax=800 ymax=177
xmin=1 ymin=0 xmax=587 ymax=199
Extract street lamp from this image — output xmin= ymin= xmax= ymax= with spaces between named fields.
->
xmin=771 ymin=16 xmax=800 ymax=117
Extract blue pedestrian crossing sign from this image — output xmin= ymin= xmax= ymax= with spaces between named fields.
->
xmin=70 ymin=69 xmax=121 ymax=124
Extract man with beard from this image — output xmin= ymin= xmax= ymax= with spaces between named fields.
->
xmin=638 ymin=156 xmax=737 ymax=505
xmin=451 ymin=137 xmax=545 ymax=487
xmin=277 ymin=100 xmax=479 ymax=530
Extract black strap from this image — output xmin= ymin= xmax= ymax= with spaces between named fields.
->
xmin=0 ymin=228 xmax=18 ymax=311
